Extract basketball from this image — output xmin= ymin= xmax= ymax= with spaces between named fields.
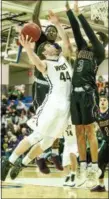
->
xmin=21 ymin=23 xmax=41 ymax=42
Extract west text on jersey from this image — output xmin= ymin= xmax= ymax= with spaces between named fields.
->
xmin=54 ymin=63 xmax=67 ymax=71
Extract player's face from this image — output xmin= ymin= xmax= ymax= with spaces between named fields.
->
xmin=45 ymin=26 xmax=57 ymax=41
xmin=99 ymin=97 xmax=108 ymax=109
xmin=42 ymin=43 xmax=57 ymax=57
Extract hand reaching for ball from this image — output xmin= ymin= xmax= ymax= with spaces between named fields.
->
xmin=48 ymin=10 xmax=59 ymax=25
xmin=19 ymin=35 xmax=32 ymax=49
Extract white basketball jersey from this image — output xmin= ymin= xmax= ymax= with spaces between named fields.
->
xmin=44 ymin=55 xmax=73 ymax=100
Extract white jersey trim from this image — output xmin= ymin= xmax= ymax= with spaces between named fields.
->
xmin=34 ymin=78 xmax=49 ymax=86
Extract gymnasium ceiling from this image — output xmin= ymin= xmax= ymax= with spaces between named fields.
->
xmin=1 ymin=0 xmax=108 ymax=68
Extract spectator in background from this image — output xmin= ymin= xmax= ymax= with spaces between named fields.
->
xmin=96 ymin=75 xmax=106 ymax=94
xmin=8 ymin=88 xmax=13 ymax=100
xmin=19 ymin=127 xmax=29 ymax=140
xmin=2 ymin=112 xmax=12 ymax=128
xmin=13 ymin=124 xmax=21 ymax=135
xmin=18 ymin=109 xmax=28 ymax=125
xmin=7 ymin=130 xmax=16 ymax=142
xmin=9 ymin=136 xmax=20 ymax=150
xmin=8 ymin=86 xmax=20 ymax=100
xmin=27 ymin=105 xmax=35 ymax=119
xmin=1 ymin=88 xmax=31 ymax=160
xmin=7 ymin=100 xmax=16 ymax=115
xmin=12 ymin=124 xmax=23 ymax=141
xmin=8 ymin=85 xmax=26 ymax=100
xmin=4 ymin=136 xmax=19 ymax=158
xmin=2 ymin=114 xmax=8 ymax=128
xmin=11 ymin=111 xmax=19 ymax=125
xmin=1 ymin=123 xmax=7 ymax=136
xmin=16 ymin=100 xmax=27 ymax=114
xmin=2 ymin=135 xmax=9 ymax=157
xmin=2 ymin=95 xmax=8 ymax=104
xmin=1 ymin=97 xmax=8 ymax=117
xmin=7 ymin=123 xmax=15 ymax=133
xmin=18 ymin=84 xmax=25 ymax=100
xmin=1 ymin=125 xmax=7 ymax=155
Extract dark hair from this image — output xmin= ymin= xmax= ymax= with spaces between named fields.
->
xmin=96 ymin=32 xmax=108 ymax=47
xmin=45 ymin=25 xmax=58 ymax=34
xmin=52 ymin=43 xmax=62 ymax=51
xmin=37 ymin=41 xmax=49 ymax=59
xmin=37 ymin=41 xmax=62 ymax=58
xmin=52 ymin=43 xmax=62 ymax=54
xmin=99 ymin=90 xmax=108 ymax=99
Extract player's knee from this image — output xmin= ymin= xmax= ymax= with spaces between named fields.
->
xmin=26 ymin=133 xmax=41 ymax=146
xmin=76 ymin=125 xmax=84 ymax=135
xmin=19 ymin=137 xmax=31 ymax=147
xmin=40 ymin=137 xmax=55 ymax=151
xmin=85 ymin=123 xmax=94 ymax=131
xmin=85 ymin=123 xmax=96 ymax=139
xmin=76 ymin=126 xmax=85 ymax=142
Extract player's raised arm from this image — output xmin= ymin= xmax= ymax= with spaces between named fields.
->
xmin=65 ymin=0 xmax=87 ymax=51
xmin=19 ymin=35 xmax=46 ymax=74
xmin=48 ymin=10 xmax=73 ymax=58
xmin=32 ymin=0 xmax=42 ymax=28
xmin=78 ymin=14 xmax=105 ymax=64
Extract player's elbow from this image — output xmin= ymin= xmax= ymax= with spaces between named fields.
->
xmin=37 ymin=63 xmax=46 ymax=74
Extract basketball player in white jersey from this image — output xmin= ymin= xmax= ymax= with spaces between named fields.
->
xmin=2 ymin=11 xmax=74 ymax=181
xmin=63 ymin=118 xmax=78 ymax=187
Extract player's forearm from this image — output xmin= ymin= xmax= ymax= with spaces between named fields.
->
xmin=55 ymin=22 xmax=73 ymax=56
xmin=78 ymin=14 xmax=102 ymax=48
xmin=55 ymin=23 xmax=69 ymax=44
xmin=66 ymin=9 xmax=87 ymax=50
xmin=78 ymin=14 xmax=105 ymax=62
xmin=32 ymin=0 xmax=42 ymax=28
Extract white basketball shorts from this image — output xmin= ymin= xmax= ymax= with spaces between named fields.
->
xmin=27 ymin=96 xmax=70 ymax=148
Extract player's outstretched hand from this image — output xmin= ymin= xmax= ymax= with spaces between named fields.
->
xmin=19 ymin=35 xmax=32 ymax=49
xmin=65 ymin=0 xmax=70 ymax=11
xmin=48 ymin=10 xmax=59 ymax=25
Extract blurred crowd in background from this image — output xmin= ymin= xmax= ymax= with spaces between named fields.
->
xmin=1 ymin=75 xmax=108 ymax=164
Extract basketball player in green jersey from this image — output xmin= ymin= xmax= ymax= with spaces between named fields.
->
xmin=65 ymin=0 xmax=107 ymax=187
xmin=91 ymin=93 xmax=109 ymax=192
